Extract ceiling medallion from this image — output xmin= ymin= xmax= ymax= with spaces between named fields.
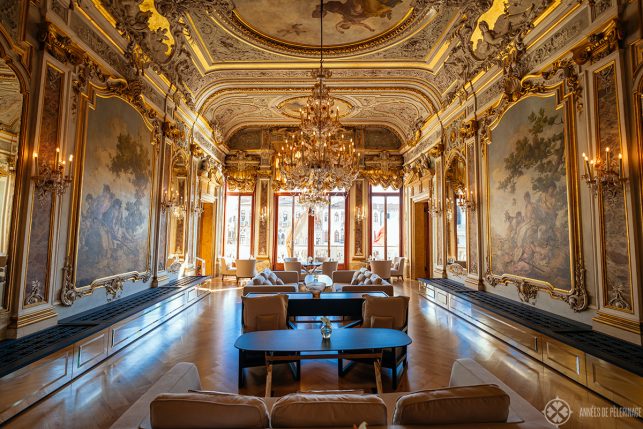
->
xmin=274 ymin=0 xmax=360 ymax=213
xmin=214 ymin=1 xmax=427 ymax=57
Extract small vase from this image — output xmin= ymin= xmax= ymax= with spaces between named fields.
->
xmin=320 ymin=323 xmax=332 ymax=340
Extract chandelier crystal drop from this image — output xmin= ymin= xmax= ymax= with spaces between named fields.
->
xmin=274 ymin=0 xmax=360 ymax=209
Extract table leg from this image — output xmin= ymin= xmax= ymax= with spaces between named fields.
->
xmin=373 ymin=358 xmax=383 ymax=395
xmin=265 ymin=361 xmax=273 ymax=398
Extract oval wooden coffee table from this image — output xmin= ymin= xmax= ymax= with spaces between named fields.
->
xmin=234 ymin=328 xmax=412 ymax=396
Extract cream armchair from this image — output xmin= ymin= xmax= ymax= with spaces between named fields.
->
xmin=219 ymin=257 xmax=236 ymax=279
xmin=235 ymin=259 xmax=257 ymax=285
xmin=370 ymin=260 xmax=392 ymax=281
xmin=391 ymin=257 xmax=406 ymax=281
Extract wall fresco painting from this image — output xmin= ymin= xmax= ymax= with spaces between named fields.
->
xmin=76 ymin=96 xmax=152 ymax=287
xmin=488 ymin=95 xmax=572 ymax=290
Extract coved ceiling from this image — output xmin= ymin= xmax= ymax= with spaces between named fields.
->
xmin=94 ymin=0 xmax=552 ymax=149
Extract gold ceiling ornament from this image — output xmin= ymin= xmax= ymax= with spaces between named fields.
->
xmin=274 ymin=0 xmax=360 ymax=212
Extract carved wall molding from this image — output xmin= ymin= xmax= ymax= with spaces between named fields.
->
xmin=571 ymin=19 xmax=621 ymax=66
xmin=480 ymin=57 xmax=583 ymax=147
xmin=360 ymin=151 xmax=404 ymax=189
xmin=223 ymin=151 xmax=259 ymax=192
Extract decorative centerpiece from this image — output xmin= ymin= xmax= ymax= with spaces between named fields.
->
xmin=320 ymin=316 xmax=332 ymax=340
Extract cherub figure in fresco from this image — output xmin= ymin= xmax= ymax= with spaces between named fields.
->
xmin=313 ymin=0 xmax=404 ymax=34
xmin=277 ymin=23 xmax=307 ymax=37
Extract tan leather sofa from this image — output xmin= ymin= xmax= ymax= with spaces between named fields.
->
xmin=109 ymin=359 xmax=553 ymax=429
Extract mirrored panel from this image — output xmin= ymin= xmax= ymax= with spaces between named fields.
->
xmin=167 ymin=154 xmax=188 ymax=263
xmin=0 ymin=59 xmax=22 ymax=306
xmin=445 ymin=155 xmax=467 ymax=269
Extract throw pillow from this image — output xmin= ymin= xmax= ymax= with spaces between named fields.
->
xmin=275 ymin=277 xmax=285 ymax=285
xmin=371 ymin=274 xmax=383 ymax=285
xmin=392 ymin=385 xmax=510 ymax=425
xmin=251 ymin=276 xmax=265 ymax=285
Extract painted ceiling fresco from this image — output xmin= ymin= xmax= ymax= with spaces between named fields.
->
xmin=91 ymin=0 xmax=559 ymax=149
xmin=232 ymin=0 xmax=414 ymax=47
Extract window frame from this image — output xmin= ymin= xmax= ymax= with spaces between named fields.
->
xmin=368 ymin=185 xmax=403 ymax=260
xmin=272 ymin=191 xmax=349 ymax=269
xmin=222 ymin=185 xmax=255 ymax=260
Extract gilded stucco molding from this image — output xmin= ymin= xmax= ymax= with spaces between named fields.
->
xmin=223 ymin=151 xmax=259 ymax=192
xmin=480 ymin=57 xmax=583 ymax=147
xmin=571 ymin=19 xmax=621 ymax=65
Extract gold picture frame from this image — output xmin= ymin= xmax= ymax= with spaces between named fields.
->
xmin=61 ymin=86 xmax=160 ymax=306
xmin=480 ymin=64 xmax=588 ymax=312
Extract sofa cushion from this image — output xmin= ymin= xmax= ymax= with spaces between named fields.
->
xmin=392 ymin=384 xmax=510 ymax=426
xmin=362 ymin=295 xmax=409 ymax=329
xmin=251 ymin=275 xmax=270 ymax=286
xmin=351 ymin=268 xmax=367 ymax=285
xmin=242 ymin=294 xmax=288 ymax=332
xmin=270 ymin=393 xmax=387 ymax=428
xmin=149 ymin=392 xmax=269 ymax=429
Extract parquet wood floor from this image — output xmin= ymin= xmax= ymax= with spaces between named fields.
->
xmin=4 ymin=280 xmax=642 ymax=429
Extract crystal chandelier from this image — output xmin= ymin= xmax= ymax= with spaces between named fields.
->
xmin=274 ymin=0 xmax=359 ymax=210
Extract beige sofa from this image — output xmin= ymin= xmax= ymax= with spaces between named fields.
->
xmin=242 ymin=270 xmax=300 ymax=296
xmin=109 ymin=359 xmax=552 ymax=429
xmin=332 ymin=269 xmax=394 ymax=296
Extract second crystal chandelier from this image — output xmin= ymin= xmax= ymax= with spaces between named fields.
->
xmin=274 ymin=0 xmax=359 ymax=208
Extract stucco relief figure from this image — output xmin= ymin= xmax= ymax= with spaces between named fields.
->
xmin=313 ymin=0 xmax=404 ymax=33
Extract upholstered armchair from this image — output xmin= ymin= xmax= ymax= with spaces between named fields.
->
xmin=283 ymin=257 xmax=299 ymax=262
xmin=239 ymin=294 xmax=299 ymax=388
xmin=390 ymin=257 xmax=406 ymax=281
xmin=320 ymin=260 xmax=338 ymax=277
xmin=283 ymin=261 xmax=305 ymax=282
xmin=235 ymin=259 xmax=257 ymax=285
xmin=219 ymin=257 xmax=236 ymax=279
xmin=339 ymin=295 xmax=410 ymax=389
xmin=370 ymin=260 xmax=392 ymax=282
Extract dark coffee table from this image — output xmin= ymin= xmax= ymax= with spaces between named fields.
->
xmin=234 ymin=328 xmax=412 ymax=396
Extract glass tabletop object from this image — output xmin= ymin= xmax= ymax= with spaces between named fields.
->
xmin=304 ymin=274 xmax=333 ymax=286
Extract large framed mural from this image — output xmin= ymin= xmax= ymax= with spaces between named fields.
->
xmin=61 ymin=93 xmax=156 ymax=305
xmin=483 ymin=87 xmax=587 ymax=311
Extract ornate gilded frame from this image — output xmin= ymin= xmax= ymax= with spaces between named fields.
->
xmin=480 ymin=60 xmax=588 ymax=312
xmin=61 ymin=85 xmax=160 ymax=306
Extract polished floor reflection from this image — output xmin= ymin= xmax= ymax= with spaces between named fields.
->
xmin=6 ymin=280 xmax=643 ymax=429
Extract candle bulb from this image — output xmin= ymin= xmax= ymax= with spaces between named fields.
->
xmin=582 ymin=153 xmax=590 ymax=177
xmin=33 ymin=152 xmax=39 ymax=176
xmin=618 ymin=153 xmax=623 ymax=178
xmin=68 ymin=155 xmax=73 ymax=176
xmin=605 ymin=147 xmax=610 ymax=167
xmin=56 ymin=147 xmax=60 ymax=166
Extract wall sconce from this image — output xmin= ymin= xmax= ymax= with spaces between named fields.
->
xmin=355 ymin=206 xmax=365 ymax=223
xmin=32 ymin=148 xmax=73 ymax=201
xmin=456 ymin=189 xmax=476 ymax=212
xmin=259 ymin=206 xmax=268 ymax=223
xmin=161 ymin=188 xmax=185 ymax=219
xmin=581 ymin=147 xmax=627 ymax=197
